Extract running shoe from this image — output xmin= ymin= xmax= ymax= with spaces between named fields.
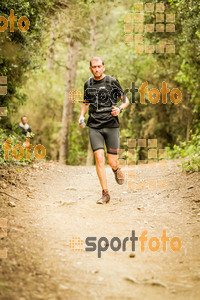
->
xmin=96 ymin=190 xmax=110 ymax=204
xmin=112 ymin=167 xmax=124 ymax=185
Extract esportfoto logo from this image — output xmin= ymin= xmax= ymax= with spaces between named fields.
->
xmin=69 ymin=230 xmax=182 ymax=258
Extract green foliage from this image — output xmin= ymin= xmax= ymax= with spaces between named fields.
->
xmin=0 ymin=128 xmax=35 ymax=165
xmin=182 ymin=155 xmax=200 ymax=173
xmin=167 ymin=123 xmax=200 ymax=172
xmin=68 ymin=122 xmax=89 ymax=165
xmin=0 ymin=0 xmax=66 ymax=128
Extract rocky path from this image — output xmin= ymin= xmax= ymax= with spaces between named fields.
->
xmin=0 ymin=160 xmax=199 ymax=299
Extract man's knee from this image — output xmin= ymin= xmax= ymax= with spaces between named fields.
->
xmin=95 ymin=151 xmax=105 ymax=166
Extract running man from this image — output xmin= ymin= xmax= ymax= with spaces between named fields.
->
xmin=79 ymin=56 xmax=129 ymax=204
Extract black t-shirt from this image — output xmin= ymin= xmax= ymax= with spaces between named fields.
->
xmin=84 ymin=75 xmax=124 ymax=129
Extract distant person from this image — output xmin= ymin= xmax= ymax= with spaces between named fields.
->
xmin=19 ymin=116 xmax=32 ymax=137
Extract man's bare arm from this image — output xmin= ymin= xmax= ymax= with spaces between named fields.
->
xmin=111 ymin=96 xmax=130 ymax=116
xmin=79 ymin=103 xmax=90 ymax=126
xmin=119 ymin=95 xmax=130 ymax=110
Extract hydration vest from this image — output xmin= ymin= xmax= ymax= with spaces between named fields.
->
xmin=85 ymin=75 xmax=118 ymax=113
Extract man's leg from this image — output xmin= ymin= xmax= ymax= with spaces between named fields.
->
xmin=107 ymin=153 xmax=124 ymax=185
xmin=94 ymin=149 xmax=108 ymax=191
xmin=107 ymin=153 xmax=119 ymax=170
xmin=89 ymin=127 xmax=110 ymax=204
xmin=104 ymin=128 xmax=124 ymax=185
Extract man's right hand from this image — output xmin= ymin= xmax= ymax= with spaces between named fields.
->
xmin=78 ymin=116 xmax=85 ymax=127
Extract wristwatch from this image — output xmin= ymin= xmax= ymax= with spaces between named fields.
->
xmin=119 ymin=106 xmax=124 ymax=113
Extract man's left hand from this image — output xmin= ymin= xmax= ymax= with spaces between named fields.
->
xmin=111 ymin=106 xmax=120 ymax=116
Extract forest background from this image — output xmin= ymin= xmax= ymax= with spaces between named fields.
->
xmin=0 ymin=0 xmax=199 ymax=171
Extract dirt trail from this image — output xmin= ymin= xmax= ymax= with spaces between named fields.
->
xmin=0 ymin=160 xmax=200 ymax=300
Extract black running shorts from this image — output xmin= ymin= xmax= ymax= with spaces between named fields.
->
xmin=89 ymin=127 xmax=120 ymax=155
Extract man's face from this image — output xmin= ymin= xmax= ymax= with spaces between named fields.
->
xmin=89 ymin=59 xmax=105 ymax=79
xmin=22 ymin=117 xmax=28 ymax=125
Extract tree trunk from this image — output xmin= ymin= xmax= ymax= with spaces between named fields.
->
xmin=59 ymin=37 xmax=79 ymax=164
xmin=91 ymin=15 xmax=97 ymax=54
xmin=186 ymin=118 xmax=191 ymax=142
xmin=47 ymin=29 xmax=55 ymax=70
xmin=86 ymin=15 xmax=97 ymax=166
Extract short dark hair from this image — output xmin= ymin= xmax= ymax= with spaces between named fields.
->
xmin=21 ymin=116 xmax=27 ymax=120
xmin=90 ymin=56 xmax=104 ymax=67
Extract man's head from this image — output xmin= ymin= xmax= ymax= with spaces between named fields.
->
xmin=89 ymin=56 xmax=105 ymax=80
xmin=21 ymin=116 xmax=28 ymax=125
